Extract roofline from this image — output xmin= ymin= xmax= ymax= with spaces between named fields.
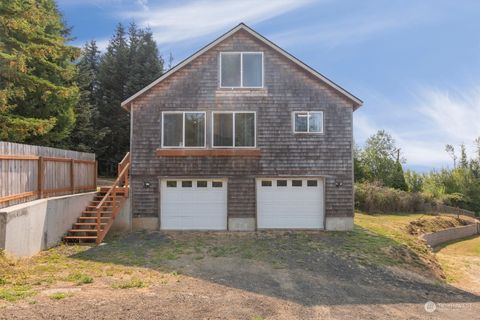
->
xmin=121 ymin=23 xmax=363 ymax=110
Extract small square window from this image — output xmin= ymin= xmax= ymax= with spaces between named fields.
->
xmin=307 ymin=180 xmax=318 ymax=187
xmin=261 ymin=180 xmax=272 ymax=187
xmin=182 ymin=181 xmax=193 ymax=188
xmin=197 ymin=181 xmax=208 ymax=188
xmin=293 ymin=111 xmax=323 ymax=133
xmin=166 ymin=181 xmax=177 ymax=188
xmin=277 ymin=180 xmax=287 ymax=187
xmin=292 ymin=180 xmax=302 ymax=187
xmin=212 ymin=181 xmax=223 ymax=188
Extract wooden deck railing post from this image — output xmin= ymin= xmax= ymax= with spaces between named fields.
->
xmin=94 ymin=161 xmax=98 ymax=191
xmin=96 ymin=206 xmax=101 ymax=244
xmin=70 ymin=159 xmax=75 ymax=194
xmin=38 ymin=156 xmax=44 ymax=199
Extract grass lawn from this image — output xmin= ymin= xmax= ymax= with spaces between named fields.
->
xmin=0 ymin=212 xmax=477 ymax=305
xmin=435 ymin=236 xmax=480 ymax=293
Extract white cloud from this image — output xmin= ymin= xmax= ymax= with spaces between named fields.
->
xmin=354 ymin=86 xmax=480 ymax=169
xmin=121 ymin=0 xmax=314 ymax=44
xmin=417 ymin=87 xmax=480 ymax=143
xmin=270 ymin=3 xmax=443 ymax=48
xmin=135 ymin=0 xmax=149 ymax=11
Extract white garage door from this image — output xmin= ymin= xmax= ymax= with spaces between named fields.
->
xmin=257 ymin=178 xmax=324 ymax=229
xmin=160 ymin=179 xmax=227 ymax=230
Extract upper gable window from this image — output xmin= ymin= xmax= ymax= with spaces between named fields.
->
xmin=220 ymin=52 xmax=263 ymax=88
xmin=293 ymin=111 xmax=324 ymax=134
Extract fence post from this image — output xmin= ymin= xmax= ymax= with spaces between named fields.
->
xmin=94 ymin=161 xmax=98 ymax=191
xmin=38 ymin=157 xmax=44 ymax=199
xmin=70 ymin=159 xmax=75 ymax=194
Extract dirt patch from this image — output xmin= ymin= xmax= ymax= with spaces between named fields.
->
xmin=1 ymin=229 xmax=479 ymax=319
xmin=406 ymin=215 xmax=472 ymax=236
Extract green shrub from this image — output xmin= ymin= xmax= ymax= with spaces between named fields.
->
xmin=111 ymin=278 xmax=144 ymax=289
xmin=355 ymin=182 xmax=436 ymax=213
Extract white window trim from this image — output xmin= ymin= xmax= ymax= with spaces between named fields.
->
xmin=212 ymin=111 xmax=257 ymax=148
xmin=292 ymin=111 xmax=324 ymax=134
xmin=161 ymin=111 xmax=207 ymax=148
xmin=219 ymin=52 xmax=264 ymax=89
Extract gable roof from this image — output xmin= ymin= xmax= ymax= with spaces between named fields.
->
xmin=121 ymin=23 xmax=363 ymax=110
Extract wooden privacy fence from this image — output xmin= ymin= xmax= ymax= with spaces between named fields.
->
xmin=0 ymin=142 xmax=97 ymax=209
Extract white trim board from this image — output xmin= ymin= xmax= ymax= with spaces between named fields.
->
xmin=121 ymin=23 xmax=363 ymax=110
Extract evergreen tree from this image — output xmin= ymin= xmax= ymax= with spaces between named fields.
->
xmin=126 ymin=23 xmax=163 ymax=96
xmin=97 ymin=24 xmax=130 ymax=175
xmin=70 ymin=41 xmax=106 ymax=152
xmin=390 ymin=159 xmax=408 ymax=191
xmin=459 ymin=144 xmax=468 ymax=168
xmin=0 ymin=0 xmax=79 ymax=144
xmin=96 ymin=23 xmax=164 ymax=175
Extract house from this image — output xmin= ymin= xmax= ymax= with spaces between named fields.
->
xmin=120 ymin=23 xmax=363 ymax=232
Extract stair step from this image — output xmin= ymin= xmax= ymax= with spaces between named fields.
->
xmin=78 ymin=217 xmax=110 ymax=220
xmin=64 ymin=236 xmax=97 ymax=240
xmin=84 ymin=209 xmax=111 ymax=213
xmin=68 ymin=229 xmax=98 ymax=233
xmin=74 ymin=222 xmax=107 ymax=226
xmin=90 ymin=201 xmax=118 ymax=204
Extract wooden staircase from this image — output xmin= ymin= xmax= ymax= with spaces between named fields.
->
xmin=63 ymin=153 xmax=130 ymax=244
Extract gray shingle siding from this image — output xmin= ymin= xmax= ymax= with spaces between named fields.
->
xmin=130 ymin=29 xmax=355 ymax=221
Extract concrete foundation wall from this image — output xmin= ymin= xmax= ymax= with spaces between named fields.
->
xmin=111 ymin=198 xmax=132 ymax=232
xmin=0 ymin=192 xmax=95 ymax=257
xmin=325 ymin=217 xmax=354 ymax=231
xmin=228 ymin=217 xmax=256 ymax=231
xmin=422 ymin=223 xmax=480 ymax=247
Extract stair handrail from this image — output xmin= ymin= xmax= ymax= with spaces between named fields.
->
xmin=118 ymin=152 xmax=130 ymax=187
xmin=95 ymin=154 xmax=130 ymax=244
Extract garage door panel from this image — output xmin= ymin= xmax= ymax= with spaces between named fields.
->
xmin=161 ymin=179 xmax=227 ymax=230
xmin=257 ymin=178 xmax=324 ymax=229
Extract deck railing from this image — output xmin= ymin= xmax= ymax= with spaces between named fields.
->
xmin=0 ymin=153 xmax=97 ymax=208
xmin=95 ymin=152 xmax=130 ymax=244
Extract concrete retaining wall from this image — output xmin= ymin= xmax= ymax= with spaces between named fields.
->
xmin=422 ymin=223 xmax=480 ymax=247
xmin=0 ymin=192 xmax=95 ymax=257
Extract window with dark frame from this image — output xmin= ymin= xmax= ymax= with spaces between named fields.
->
xmin=220 ymin=52 xmax=263 ymax=88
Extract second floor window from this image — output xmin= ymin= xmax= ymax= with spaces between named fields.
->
xmin=293 ymin=111 xmax=324 ymax=133
xmin=220 ymin=52 xmax=263 ymax=88
xmin=213 ymin=112 xmax=256 ymax=147
xmin=162 ymin=112 xmax=206 ymax=148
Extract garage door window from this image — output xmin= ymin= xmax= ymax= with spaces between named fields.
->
xmin=162 ymin=112 xmax=206 ymax=148
xmin=166 ymin=181 xmax=177 ymax=188
xmin=261 ymin=180 xmax=272 ymax=187
xmin=182 ymin=181 xmax=193 ymax=188
xmin=307 ymin=180 xmax=318 ymax=187
xmin=213 ymin=112 xmax=256 ymax=148
xmin=212 ymin=181 xmax=223 ymax=188
xmin=292 ymin=180 xmax=302 ymax=187
xmin=197 ymin=181 xmax=208 ymax=188
xmin=277 ymin=180 xmax=287 ymax=187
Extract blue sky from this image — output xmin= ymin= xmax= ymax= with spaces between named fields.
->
xmin=57 ymin=0 xmax=480 ymax=171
